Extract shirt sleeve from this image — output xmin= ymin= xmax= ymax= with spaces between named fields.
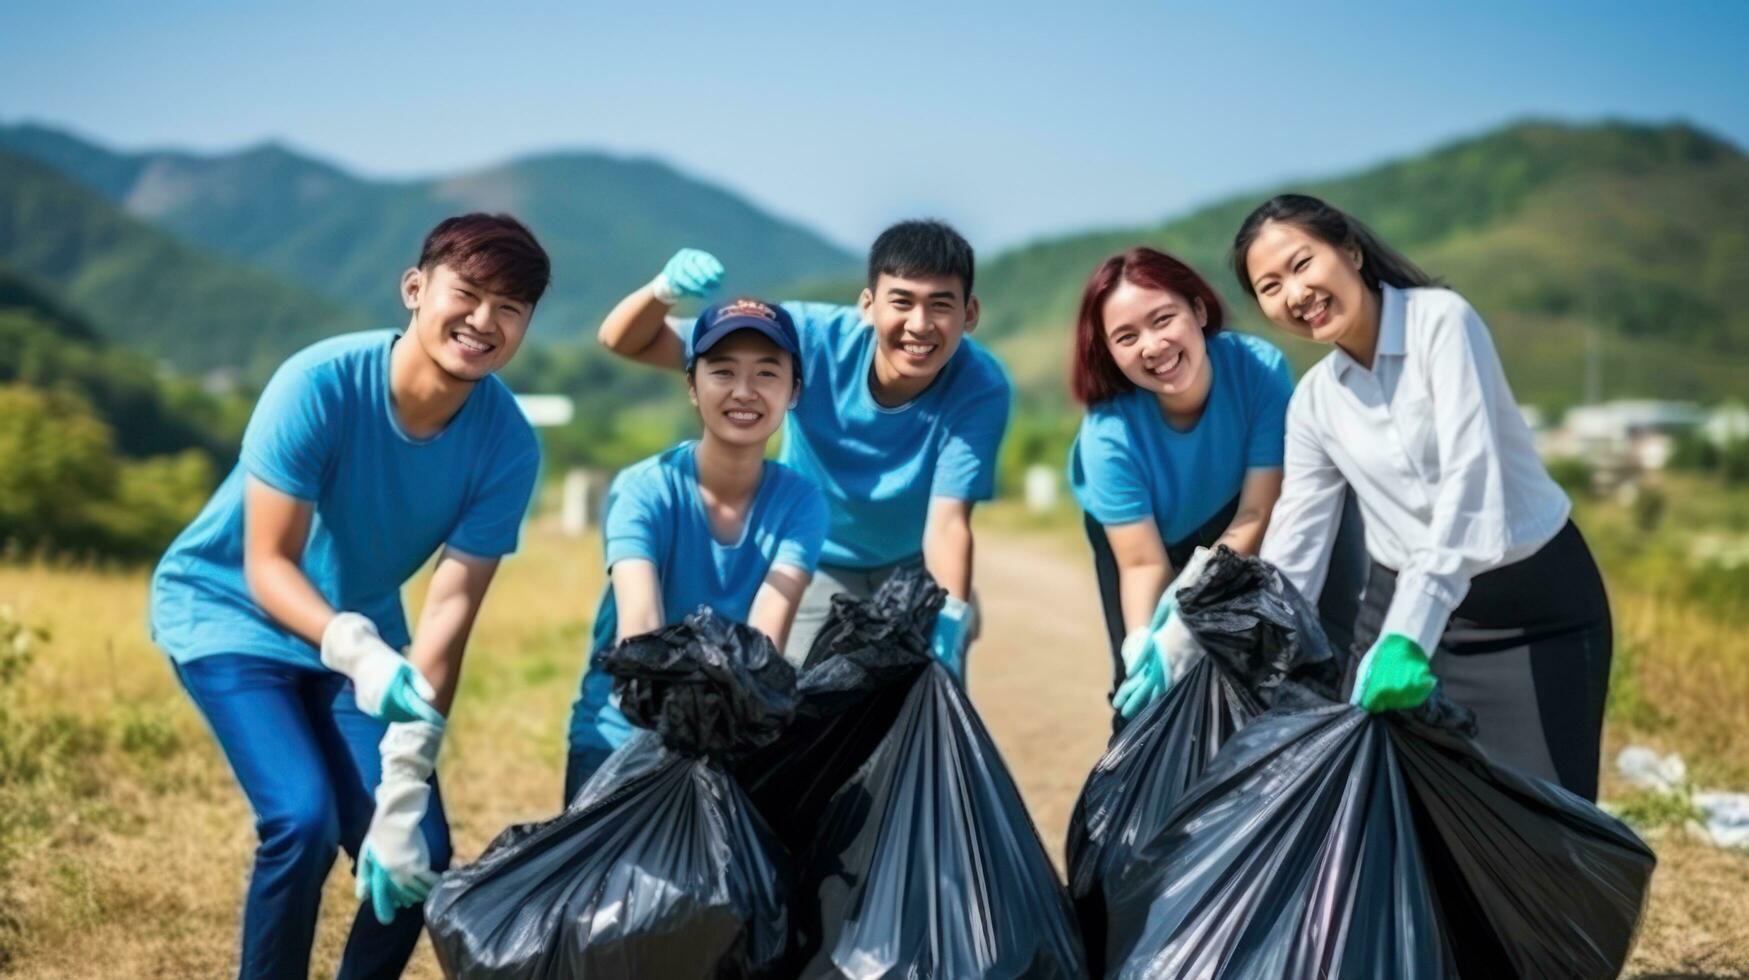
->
xmin=773 ymin=478 xmax=829 ymax=574
xmin=931 ymin=371 xmax=1013 ymax=502
xmin=1378 ymin=298 xmax=1514 ymax=655
xmin=239 ymin=360 xmax=337 ymax=501
xmin=1245 ymin=342 xmax=1293 ymax=469
xmin=601 ymin=469 xmax=670 ymax=569
xmin=1076 ymin=414 xmax=1153 ymax=526
xmin=446 ymin=435 xmax=541 ymax=559
xmin=1260 ymin=383 xmax=1349 ymax=604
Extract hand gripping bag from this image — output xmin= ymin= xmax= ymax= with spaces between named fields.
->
xmin=1067 ymin=547 xmax=1320 ymax=973
xmin=424 ymin=610 xmax=798 ymax=979
xmin=1106 ymin=552 xmax=1656 ymax=980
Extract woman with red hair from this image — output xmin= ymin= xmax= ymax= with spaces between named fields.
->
xmin=1067 ymin=247 xmax=1296 ymax=726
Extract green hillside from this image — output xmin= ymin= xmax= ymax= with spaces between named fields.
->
xmin=963 ymin=121 xmax=1749 ymax=414
xmin=0 ymin=148 xmax=367 ymax=373
xmin=0 ymin=123 xmax=859 ymax=343
xmin=0 ymin=269 xmax=227 ymax=558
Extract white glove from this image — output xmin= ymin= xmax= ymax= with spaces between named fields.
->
xmin=1170 ymin=547 xmax=1215 ymax=601
xmin=357 ymin=720 xmax=444 ymax=922
xmin=1155 ymin=611 xmax=1203 ymax=682
xmin=321 ymin=612 xmax=441 ymax=724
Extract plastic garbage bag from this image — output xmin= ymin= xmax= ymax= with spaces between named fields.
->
xmin=1106 ymin=551 xmax=1657 ymax=980
xmin=424 ymin=609 xmax=798 ymax=980
xmin=1066 ymin=547 xmax=1339 ymax=973
xmin=734 ymin=570 xmax=943 ymax=844
xmin=752 ymin=567 xmax=1087 ymax=979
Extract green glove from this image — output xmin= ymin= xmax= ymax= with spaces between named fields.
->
xmin=1351 ymin=633 xmax=1436 ymax=713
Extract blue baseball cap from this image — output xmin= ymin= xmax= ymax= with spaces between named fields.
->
xmin=686 ymin=298 xmax=803 ymax=379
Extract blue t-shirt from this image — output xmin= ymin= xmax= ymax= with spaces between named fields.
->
xmin=149 ymin=330 xmax=541 ymax=668
xmin=1068 ymin=331 xmax=1292 ymax=544
xmin=586 ymin=441 xmax=828 ymax=655
xmin=777 ymin=302 xmax=1013 ymax=569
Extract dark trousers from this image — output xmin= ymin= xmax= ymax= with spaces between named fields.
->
xmin=1085 ymin=490 xmax=1368 ymax=732
xmin=175 ymin=654 xmax=452 ymax=980
xmin=1350 ymin=521 xmax=1613 ymax=801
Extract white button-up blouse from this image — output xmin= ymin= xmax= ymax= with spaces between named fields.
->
xmin=1260 ymin=284 xmax=1571 ymax=655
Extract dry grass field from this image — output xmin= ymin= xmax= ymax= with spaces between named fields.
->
xmin=0 ymin=507 xmax=1745 ymax=977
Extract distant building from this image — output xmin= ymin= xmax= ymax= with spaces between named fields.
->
xmin=1542 ymin=400 xmax=1705 ymax=470
xmin=1703 ymin=401 xmax=1749 ymax=448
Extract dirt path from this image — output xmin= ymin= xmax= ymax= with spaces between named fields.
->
xmin=965 ymin=528 xmax=1115 ymax=860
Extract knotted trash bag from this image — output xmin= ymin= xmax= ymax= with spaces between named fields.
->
xmin=1067 ymin=547 xmax=1317 ymax=973
xmin=734 ymin=568 xmax=944 ymax=844
xmin=758 ymin=567 xmax=1087 ymax=979
xmin=1106 ymin=552 xmax=1656 ymax=979
xmin=424 ymin=609 xmax=798 ymax=980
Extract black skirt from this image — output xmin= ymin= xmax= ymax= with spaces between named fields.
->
xmin=1350 ymin=520 xmax=1613 ymax=801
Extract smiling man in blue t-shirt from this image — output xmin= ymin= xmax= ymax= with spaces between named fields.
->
xmin=149 ymin=214 xmax=547 ymax=980
xmin=596 ymin=221 xmax=1012 ymax=677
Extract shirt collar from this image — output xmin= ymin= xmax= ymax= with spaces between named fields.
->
xmin=1332 ymin=283 xmax=1408 ymax=380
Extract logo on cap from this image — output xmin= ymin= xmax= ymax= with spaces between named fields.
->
xmin=713 ymin=299 xmax=779 ymax=325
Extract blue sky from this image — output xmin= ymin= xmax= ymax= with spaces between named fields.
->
xmin=3 ymin=0 xmax=1745 ymax=251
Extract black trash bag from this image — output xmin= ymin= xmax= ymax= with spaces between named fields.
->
xmin=733 ymin=568 xmax=943 ymax=845
xmin=1105 ymin=555 xmax=1657 ymax=980
xmin=1065 ymin=546 xmax=1333 ymax=973
xmin=424 ymin=609 xmax=798 ymax=980
xmin=770 ymin=567 xmax=1087 ymax=979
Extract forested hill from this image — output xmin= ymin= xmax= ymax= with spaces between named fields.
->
xmin=0 ymin=122 xmax=859 ymax=346
xmin=959 ymin=120 xmax=1749 ymax=414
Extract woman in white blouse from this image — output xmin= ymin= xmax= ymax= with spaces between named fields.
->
xmin=1237 ymin=194 xmax=1611 ymax=801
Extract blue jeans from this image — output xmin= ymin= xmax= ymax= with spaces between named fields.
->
xmin=175 ymin=654 xmax=452 ymax=980
xmin=564 ymin=660 xmax=634 ymax=804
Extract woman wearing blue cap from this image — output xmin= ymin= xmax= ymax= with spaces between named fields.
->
xmin=565 ymin=297 xmax=828 ymax=799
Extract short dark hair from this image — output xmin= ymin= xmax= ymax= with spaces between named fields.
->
xmin=1231 ymin=194 xmax=1439 ymax=299
xmin=1072 ymin=247 xmax=1226 ymax=405
xmin=418 ymin=213 xmax=551 ymax=305
xmin=867 ymin=219 xmax=975 ymax=299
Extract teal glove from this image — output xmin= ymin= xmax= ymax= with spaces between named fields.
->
xmin=320 ymin=613 xmax=444 ymax=725
xmin=930 ymin=596 xmax=971 ymax=681
xmin=651 ymin=248 xmax=724 ymax=304
xmin=380 ymin=664 xmax=445 ymax=726
xmin=358 ymin=840 xmax=436 ymax=925
xmin=1112 ymin=629 xmax=1168 ymax=719
xmin=1351 ymin=633 xmax=1436 ymax=712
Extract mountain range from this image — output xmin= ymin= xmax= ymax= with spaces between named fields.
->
xmin=2 ymin=117 xmax=1744 ymax=467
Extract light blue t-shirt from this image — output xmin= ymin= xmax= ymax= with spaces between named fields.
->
xmin=586 ymin=441 xmax=829 ymax=654
xmin=1068 ymin=331 xmax=1292 ymax=544
xmin=149 ymin=330 xmax=541 ymax=668
xmin=571 ymin=442 xmax=827 ymax=748
xmin=777 ymin=302 xmax=1013 ymax=569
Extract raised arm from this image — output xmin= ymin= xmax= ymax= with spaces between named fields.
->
xmin=597 ymin=248 xmax=723 ymax=370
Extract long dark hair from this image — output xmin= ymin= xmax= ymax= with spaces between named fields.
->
xmin=1230 ymin=194 xmax=1440 ymax=298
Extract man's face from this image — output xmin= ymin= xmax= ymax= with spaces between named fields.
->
xmin=402 ymin=263 xmax=532 ymax=382
xmin=858 ymin=272 xmax=980 ymax=383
